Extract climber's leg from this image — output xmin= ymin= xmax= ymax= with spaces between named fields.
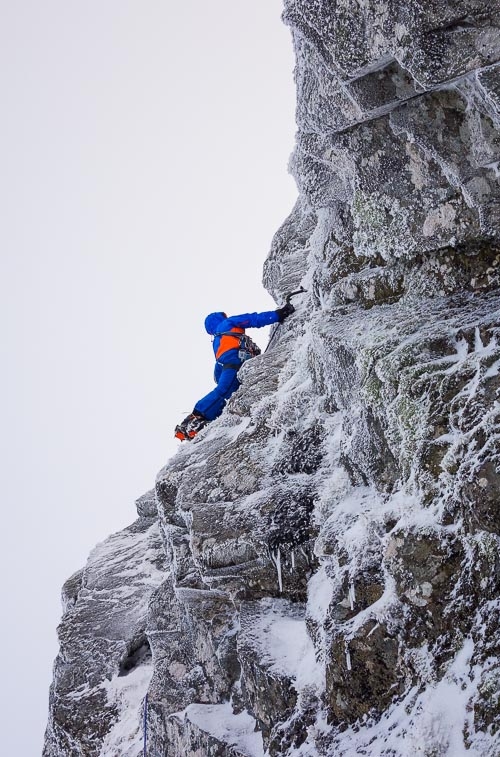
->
xmin=194 ymin=367 xmax=240 ymax=421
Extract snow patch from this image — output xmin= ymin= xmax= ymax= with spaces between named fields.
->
xmin=176 ymin=702 xmax=264 ymax=757
xmin=100 ymin=663 xmax=151 ymax=757
xmin=307 ymin=566 xmax=334 ymax=625
xmin=242 ymin=599 xmax=322 ymax=693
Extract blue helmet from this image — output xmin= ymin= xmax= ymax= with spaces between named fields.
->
xmin=204 ymin=312 xmax=226 ymax=335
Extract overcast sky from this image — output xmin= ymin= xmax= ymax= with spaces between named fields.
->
xmin=0 ymin=1 xmax=296 ymax=753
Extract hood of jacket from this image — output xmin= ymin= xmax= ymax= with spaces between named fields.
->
xmin=204 ymin=312 xmax=227 ymax=335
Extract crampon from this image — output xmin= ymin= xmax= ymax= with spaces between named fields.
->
xmin=174 ymin=412 xmax=207 ymax=441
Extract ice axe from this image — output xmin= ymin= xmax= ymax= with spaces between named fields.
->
xmin=284 ymin=286 xmax=307 ymax=305
xmin=265 ymin=286 xmax=307 ymax=352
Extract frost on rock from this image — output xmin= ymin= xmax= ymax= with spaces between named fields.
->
xmin=43 ymin=518 xmax=166 ymax=756
xmin=45 ymin=1 xmax=500 ymax=756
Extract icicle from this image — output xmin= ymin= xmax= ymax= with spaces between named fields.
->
xmin=474 ymin=326 xmax=484 ymax=351
xmin=291 ymin=551 xmax=295 ymax=571
xmin=345 ymin=645 xmax=352 ymax=672
xmin=348 ymin=582 xmax=356 ymax=610
xmin=274 ymin=548 xmax=283 ymax=593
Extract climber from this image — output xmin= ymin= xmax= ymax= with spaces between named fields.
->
xmin=175 ymin=303 xmax=295 ymax=440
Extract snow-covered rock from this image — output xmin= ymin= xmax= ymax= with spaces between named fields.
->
xmin=45 ymin=2 xmax=500 ymax=755
xmin=44 ymin=518 xmax=165 ymax=756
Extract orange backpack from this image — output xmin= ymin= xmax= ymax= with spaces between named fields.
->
xmin=215 ymin=327 xmax=261 ymax=362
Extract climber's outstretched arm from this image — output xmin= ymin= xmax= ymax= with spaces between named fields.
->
xmin=225 ymin=310 xmax=280 ymax=329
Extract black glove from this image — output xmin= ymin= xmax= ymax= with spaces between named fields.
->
xmin=276 ymin=302 xmax=295 ymax=323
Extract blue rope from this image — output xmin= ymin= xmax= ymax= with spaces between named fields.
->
xmin=143 ymin=693 xmax=148 ymax=756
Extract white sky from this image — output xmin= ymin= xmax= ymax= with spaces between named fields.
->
xmin=0 ymin=2 xmax=296 ymax=753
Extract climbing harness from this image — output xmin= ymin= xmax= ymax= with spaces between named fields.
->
xmin=217 ymin=362 xmax=241 ymax=371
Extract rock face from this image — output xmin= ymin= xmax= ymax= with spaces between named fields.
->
xmin=45 ymin=2 xmax=500 ymax=755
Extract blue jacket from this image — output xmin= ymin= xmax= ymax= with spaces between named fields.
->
xmin=204 ymin=310 xmax=279 ymax=365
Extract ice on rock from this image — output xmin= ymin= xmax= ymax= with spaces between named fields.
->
xmin=273 ymin=547 xmax=283 ymax=593
xmin=171 ymin=703 xmax=265 ymax=757
xmin=45 ymin=1 xmax=500 ymax=755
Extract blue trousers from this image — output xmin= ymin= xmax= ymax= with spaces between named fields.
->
xmin=194 ymin=364 xmax=240 ymax=421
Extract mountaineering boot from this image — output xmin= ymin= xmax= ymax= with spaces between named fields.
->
xmin=174 ymin=411 xmax=208 ymax=441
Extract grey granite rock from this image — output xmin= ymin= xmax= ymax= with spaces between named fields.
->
xmin=45 ymin=1 xmax=500 ymax=755
xmin=44 ymin=518 xmax=166 ymax=756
